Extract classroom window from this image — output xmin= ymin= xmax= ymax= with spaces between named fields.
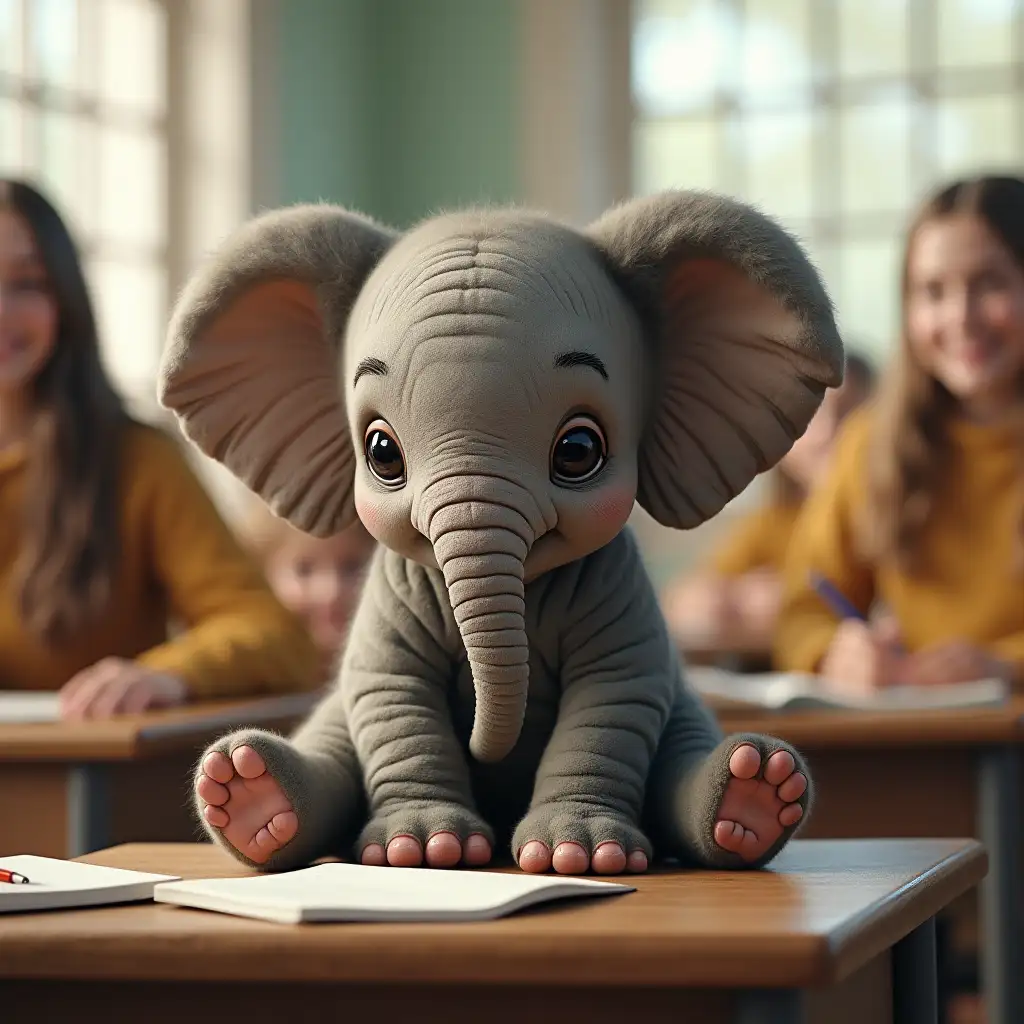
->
xmin=0 ymin=0 xmax=169 ymax=410
xmin=631 ymin=0 xmax=1024 ymax=361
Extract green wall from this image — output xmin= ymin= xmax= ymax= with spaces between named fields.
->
xmin=273 ymin=0 xmax=521 ymax=227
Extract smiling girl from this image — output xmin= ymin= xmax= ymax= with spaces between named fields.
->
xmin=775 ymin=175 xmax=1024 ymax=690
xmin=0 ymin=179 xmax=321 ymax=717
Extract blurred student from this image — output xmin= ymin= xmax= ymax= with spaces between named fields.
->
xmin=775 ymin=174 xmax=1024 ymax=692
xmin=661 ymin=352 xmax=876 ymax=655
xmin=0 ymin=178 xmax=322 ymax=718
xmin=240 ymin=498 xmax=376 ymax=679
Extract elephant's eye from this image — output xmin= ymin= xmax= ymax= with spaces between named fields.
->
xmin=551 ymin=416 xmax=607 ymax=485
xmin=364 ymin=420 xmax=406 ymax=486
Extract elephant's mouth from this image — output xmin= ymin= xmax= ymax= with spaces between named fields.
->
xmin=522 ymin=530 xmax=570 ymax=582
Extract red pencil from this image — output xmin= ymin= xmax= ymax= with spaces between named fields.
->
xmin=0 ymin=868 xmax=30 ymax=884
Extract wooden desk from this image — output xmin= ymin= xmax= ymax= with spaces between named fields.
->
xmin=714 ymin=699 xmax=1024 ymax=1024
xmin=0 ymin=839 xmax=985 ymax=1024
xmin=679 ymin=631 xmax=773 ymax=670
xmin=0 ymin=693 xmax=318 ymax=859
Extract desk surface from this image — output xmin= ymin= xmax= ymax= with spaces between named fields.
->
xmin=0 ymin=692 xmax=319 ymax=762
xmin=712 ymin=696 xmax=1024 ymax=748
xmin=0 ymin=838 xmax=986 ymax=988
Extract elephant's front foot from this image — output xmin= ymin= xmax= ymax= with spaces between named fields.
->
xmin=357 ymin=803 xmax=494 ymax=868
xmin=512 ymin=805 xmax=651 ymax=875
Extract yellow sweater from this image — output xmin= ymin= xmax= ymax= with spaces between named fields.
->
xmin=0 ymin=423 xmax=322 ymax=697
xmin=710 ymin=499 xmax=803 ymax=577
xmin=775 ymin=406 xmax=1024 ymax=682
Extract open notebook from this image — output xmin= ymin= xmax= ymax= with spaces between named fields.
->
xmin=153 ymin=862 xmax=635 ymax=924
xmin=0 ymin=856 xmax=179 ymax=913
xmin=687 ymin=667 xmax=1009 ymax=711
xmin=0 ymin=692 xmax=61 ymax=724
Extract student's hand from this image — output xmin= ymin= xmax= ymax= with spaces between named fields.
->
xmin=900 ymin=641 xmax=1014 ymax=687
xmin=819 ymin=619 xmax=908 ymax=694
xmin=60 ymin=659 xmax=189 ymax=719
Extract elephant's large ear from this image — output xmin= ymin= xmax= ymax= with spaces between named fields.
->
xmin=158 ymin=204 xmax=395 ymax=536
xmin=587 ymin=190 xmax=844 ymax=529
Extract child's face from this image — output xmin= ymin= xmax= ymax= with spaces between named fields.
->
xmin=266 ymin=529 xmax=375 ymax=658
xmin=0 ymin=209 xmax=57 ymax=399
xmin=905 ymin=213 xmax=1024 ymax=414
xmin=778 ymin=374 xmax=869 ymax=492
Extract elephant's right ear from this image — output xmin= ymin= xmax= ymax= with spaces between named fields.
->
xmin=587 ymin=190 xmax=844 ymax=530
xmin=158 ymin=204 xmax=395 ymax=537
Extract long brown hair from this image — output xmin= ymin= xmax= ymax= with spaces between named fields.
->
xmin=857 ymin=175 xmax=1024 ymax=570
xmin=1 ymin=179 xmax=130 ymax=643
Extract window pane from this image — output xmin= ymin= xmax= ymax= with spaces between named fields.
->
xmin=838 ymin=0 xmax=908 ymax=78
xmin=0 ymin=0 xmax=23 ymax=77
xmin=839 ymin=90 xmax=913 ymax=216
xmin=740 ymin=0 xmax=813 ymax=102
xmin=28 ymin=0 xmax=78 ymax=91
xmin=937 ymin=0 xmax=1014 ymax=69
xmin=741 ymin=108 xmax=817 ymax=224
xmin=0 ymin=98 xmax=25 ymax=171
xmin=836 ymin=238 xmax=901 ymax=356
xmin=936 ymin=93 xmax=1018 ymax=177
xmin=88 ymin=257 xmax=165 ymax=400
xmin=633 ymin=118 xmax=721 ymax=195
xmin=632 ymin=0 xmax=738 ymax=116
xmin=97 ymin=124 xmax=165 ymax=248
xmin=35 ymin=110 xmax=95 ymax=240
xmin=97 ymin=0 xmax=167 ymax=116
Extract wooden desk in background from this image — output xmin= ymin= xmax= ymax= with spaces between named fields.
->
xmin=0 ymin=693 xmax=319 ymax=859
xmin=713 ymin=697 xmax=1024 ymax=1024
xmin=679 ymin=629 xmax=773 ymax=671
xmin=0 ymin=838 xmax=987 ymax=1024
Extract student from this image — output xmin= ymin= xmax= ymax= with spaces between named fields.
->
xmin=239 ymin=498 xmax=377 ymax=679
xmin=0 ymin=178 xmax=323 ymax=718
xmin=775 ymin=174 xmax=1024 ymax=691
xmin=661 ymin=352 xmax=876 ymax=656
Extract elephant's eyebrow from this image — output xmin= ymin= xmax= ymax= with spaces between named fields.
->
xmin=353 ymin=357 xmax=389 ymax=387
xmin=554 ymin=350 xmax=608 ymax=381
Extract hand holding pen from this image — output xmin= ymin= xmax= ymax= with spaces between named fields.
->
xmin=810 ymin=572 xmax=908 ymax=690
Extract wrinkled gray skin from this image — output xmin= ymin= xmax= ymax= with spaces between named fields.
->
xmin=158 ymin=190 xmax=843 ymax=873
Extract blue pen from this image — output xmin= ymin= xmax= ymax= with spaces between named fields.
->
xmin=808 ymin=572 xmax=867 ymax=622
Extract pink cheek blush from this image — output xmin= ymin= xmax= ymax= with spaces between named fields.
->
xmin=354 ymin=494 xmax=384 ymax=541
xmin=586 ymin=486 xmax=636 ymax=532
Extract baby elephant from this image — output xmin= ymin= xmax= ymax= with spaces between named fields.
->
xmin=159 ymin=189 xmax=842 ymax=875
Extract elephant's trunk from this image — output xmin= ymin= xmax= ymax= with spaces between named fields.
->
xmin=426 ymin=497 xmax=534 ymax=763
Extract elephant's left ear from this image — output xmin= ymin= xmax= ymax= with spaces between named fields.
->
xmin=587 ymin=190 xmax=844 ymax=529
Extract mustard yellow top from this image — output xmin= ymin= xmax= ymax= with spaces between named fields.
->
xmin=709 ymin=499 xmax=803 ymax=577
xmin=0 ymin=423 xmax=322 ymax=696
xmin=774 ymin=406 xmax=1024 ymax=682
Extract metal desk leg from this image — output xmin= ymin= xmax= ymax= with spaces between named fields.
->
xmin=735 ymin=990 xmax=806 ymax=1024
xmin=976 ymin=746 xmax=1022 ymax=1024
xmin=66 ymin=764 xmax=111 ymax=857
xmin=893 ymin=917 xmax=938 ymax=1024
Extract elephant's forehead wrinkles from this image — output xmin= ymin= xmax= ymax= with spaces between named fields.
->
xmin=365 ymin=235 xmax=618 ymax=329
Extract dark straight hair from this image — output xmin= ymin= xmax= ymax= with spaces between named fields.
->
xmin=1 ymin=178 xmax=130 ymax=643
